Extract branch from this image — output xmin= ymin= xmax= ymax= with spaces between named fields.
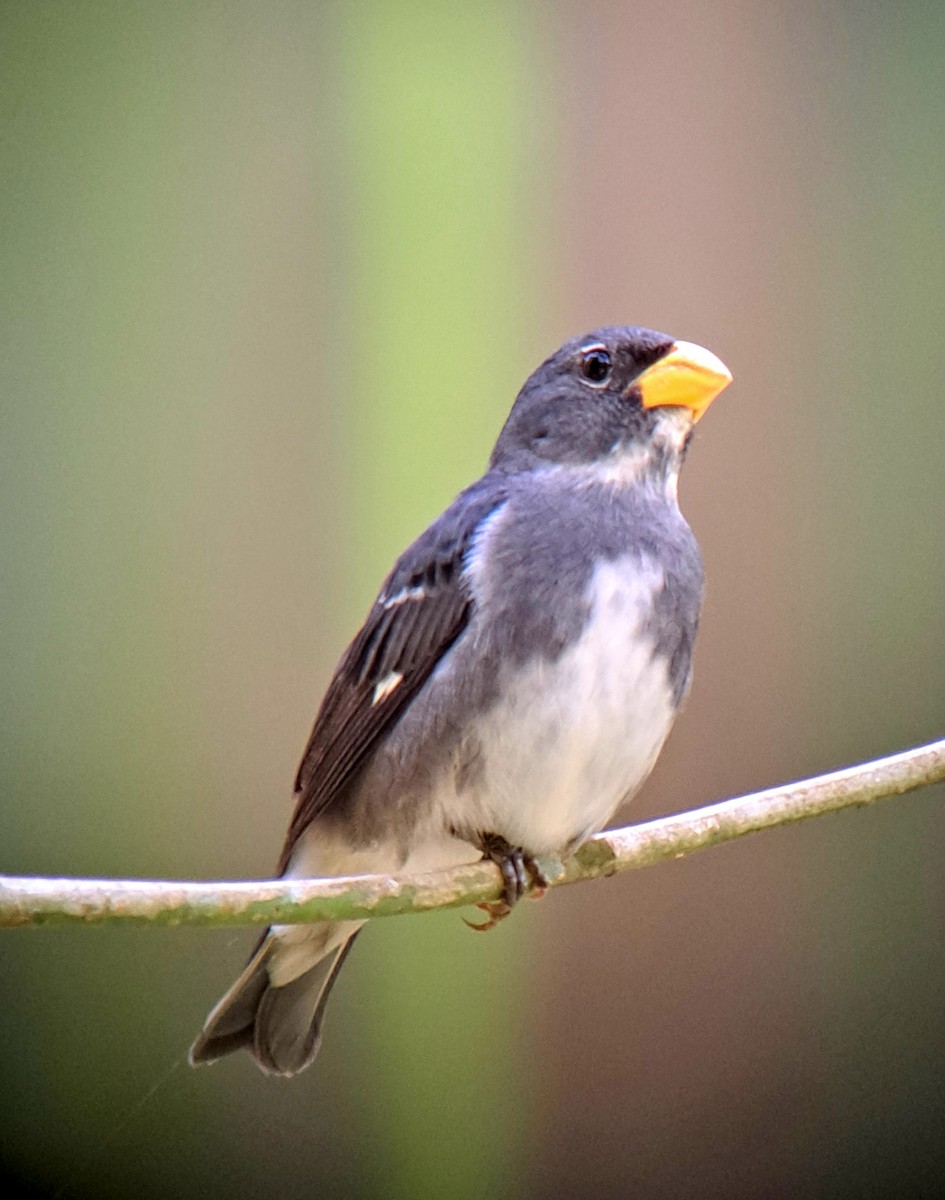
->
xmin=3 ymin=737 xmax=944 ymax=930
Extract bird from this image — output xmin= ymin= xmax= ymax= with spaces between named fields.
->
xmin=189 ymin=325 xmax=732 ymax=1076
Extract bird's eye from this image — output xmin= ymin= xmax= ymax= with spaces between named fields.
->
xmin=580 ymin=345 xmax=612 ymax=385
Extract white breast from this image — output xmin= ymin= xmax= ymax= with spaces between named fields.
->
xmin=448 ymin=555 xmax=676 ymax=854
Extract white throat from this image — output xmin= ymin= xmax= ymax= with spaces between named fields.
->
xmin=571 ymin=407 xmax=693 ymax=497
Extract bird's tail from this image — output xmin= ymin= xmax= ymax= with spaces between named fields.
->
xmin=189 ymin=922 xmax=361 ymax=1077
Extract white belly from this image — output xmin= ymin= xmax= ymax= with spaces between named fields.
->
xmin=449 ymin=556 xmax=675 ymax=853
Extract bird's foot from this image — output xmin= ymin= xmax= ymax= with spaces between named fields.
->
xmin=463 ymin=834 xmax=549 ymax=932
xmin=464 ymin=899 xmax=513 ymax=932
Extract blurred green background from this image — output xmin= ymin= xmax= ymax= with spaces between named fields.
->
xmin=3 ymin=2 xmax=945 ymax=1197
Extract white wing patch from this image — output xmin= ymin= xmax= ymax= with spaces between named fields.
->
xmin=372 ymin=670 xmax=404 ymax=706
xmin=382 ymin=585 xmax=427 ymax=609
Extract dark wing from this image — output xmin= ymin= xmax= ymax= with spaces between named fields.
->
xmin=278 ymin=482 xmax=507 ymax=871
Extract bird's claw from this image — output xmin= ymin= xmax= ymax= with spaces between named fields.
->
xmin=463 ymin=900 xmax=513 ymax=932
xmin=464 ymin=834 xmax=550 ymax=931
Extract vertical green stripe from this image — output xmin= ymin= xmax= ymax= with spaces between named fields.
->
xmin=337 ymin=5 xmax=542 ymax=1196
xmin=342 ymin=3 xmax=538 ymax=556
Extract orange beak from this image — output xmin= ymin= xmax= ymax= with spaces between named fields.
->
xmin=635 ymin=340 xmax=733 ymax=423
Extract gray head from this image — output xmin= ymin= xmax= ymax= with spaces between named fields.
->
xmin=490 ymin=326 xmax=732 ymax=481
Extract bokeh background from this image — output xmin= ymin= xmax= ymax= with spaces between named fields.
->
xmin=3 ymin=2 xmax=945 ymax=1197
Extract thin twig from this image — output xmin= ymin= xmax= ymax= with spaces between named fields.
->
xmin=2 ymin=737 xmax=944 ymax=929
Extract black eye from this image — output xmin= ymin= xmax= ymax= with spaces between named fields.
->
xmin=580 ymin=345 xmax=612 ymax=385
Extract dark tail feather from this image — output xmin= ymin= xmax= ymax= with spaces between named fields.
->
xmin=189 ymin=930 xmax=360 ymax=1077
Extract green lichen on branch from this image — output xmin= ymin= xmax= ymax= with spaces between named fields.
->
xmin=2 ymin=736 xmax=944 ymax=930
